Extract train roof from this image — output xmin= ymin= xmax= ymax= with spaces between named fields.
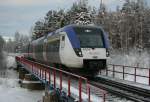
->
xmin=47 ymin=24 xmax=103 ymax=37
xmin=32 ymin=24 xmax=105 ymax=43
xmin=30 ymin=24 xmax=109 ymax=48
xmin=64 ymin=24 xmax=102 ymax=28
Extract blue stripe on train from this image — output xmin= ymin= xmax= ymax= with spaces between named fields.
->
xmin=63 ymin=25 xmax=109 ymax=49
xmin=102 ymin=32 xmax=109 ymax=48
xmin=64 ymin=26 xmax=80 ymax=48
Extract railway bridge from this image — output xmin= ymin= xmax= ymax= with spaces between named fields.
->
xmin=15 ymin=56 xmax=150 ymax=102
xmin=16 ymin=56 xmax=106 ymax=102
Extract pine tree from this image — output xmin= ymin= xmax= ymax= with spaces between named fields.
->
xmin=0 ymin=36 xmax=5 ymax=52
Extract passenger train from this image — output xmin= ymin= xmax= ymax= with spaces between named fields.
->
xmin=22 ymin=24 xmax=109 ymax=76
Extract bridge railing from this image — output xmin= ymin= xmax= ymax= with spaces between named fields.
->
xmin=16 ymin=56 xmax=106 ymax=102
xmin=100 ymin=64 xmax=150 ymax=86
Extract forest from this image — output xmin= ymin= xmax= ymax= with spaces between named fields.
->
xmin=2 ymin=0 xmax=150 ymax=54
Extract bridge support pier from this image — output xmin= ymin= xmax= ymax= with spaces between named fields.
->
xmin=20 ymin=80 xmax=44 ymax=90
xmin=43 ymin=87 xmax=59 ymax=102
xmin=19 ymin=69 xmax=45 ymax=90
xmin=43 ymin=84 xmax=74 ymax=102
xmin=19 ymin=67 xmax=29 ymax=79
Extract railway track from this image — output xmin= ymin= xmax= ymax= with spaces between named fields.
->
xmin=90 ymin=75 xmax=150 ymax=102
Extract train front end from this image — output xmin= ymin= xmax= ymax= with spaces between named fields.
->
xmin=64 ymin=25 xmax=109 ymax=76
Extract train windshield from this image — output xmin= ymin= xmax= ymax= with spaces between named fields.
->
xmin=73 ymin=26 xmax=104 ymax=48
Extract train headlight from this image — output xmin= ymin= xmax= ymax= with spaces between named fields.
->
xmin=79 ymin=52 xmax=82 ymax=56
xmin=74 ymin=48 xmax=83 ymax=57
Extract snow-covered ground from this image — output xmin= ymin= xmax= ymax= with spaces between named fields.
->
xmin=108 ymin=49 xmax=150 ymax=68
xmin=105 ymin=49 xmax=150 ymax=85
xmin=0 ymin=55 xmax=44 ymax=102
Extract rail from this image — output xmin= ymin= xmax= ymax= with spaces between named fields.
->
xmin=100 ymin=64 xmax=150 ymax=85
xmin=16 ymin=56 xmax=106 ymax=102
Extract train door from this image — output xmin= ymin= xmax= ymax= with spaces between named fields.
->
xmin=61 ymin=35 xmax=65 ymax=49
xmin=59 ymin=32 xmax=66 ymax=64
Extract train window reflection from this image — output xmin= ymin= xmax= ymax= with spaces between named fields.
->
xmin=73 ymin=27 xmax=104 ymax=48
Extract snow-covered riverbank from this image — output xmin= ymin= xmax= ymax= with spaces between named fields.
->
xmin=0 ymin=55 xmax=44 ymax=102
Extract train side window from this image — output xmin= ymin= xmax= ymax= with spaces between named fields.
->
xmin=62 ymin=36 xmax=65 ymax=41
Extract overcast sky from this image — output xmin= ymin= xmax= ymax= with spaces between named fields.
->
xmin=0 ymin=0 xmax=149 ymax=40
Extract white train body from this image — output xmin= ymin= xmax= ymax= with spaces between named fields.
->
xmin=23 ymin=24 xmax=109 ymax=75
xmin=59 ymin=32 xmax=107 ymax=68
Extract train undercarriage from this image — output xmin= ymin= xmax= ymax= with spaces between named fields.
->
xmin=62 ymin=59 xmax=107 ymax=77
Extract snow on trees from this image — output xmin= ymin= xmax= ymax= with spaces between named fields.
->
xmin=31 ymin=0 xmax=94 ymax=39
xmin=30 ymin=0 xmax=150 ymax=51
